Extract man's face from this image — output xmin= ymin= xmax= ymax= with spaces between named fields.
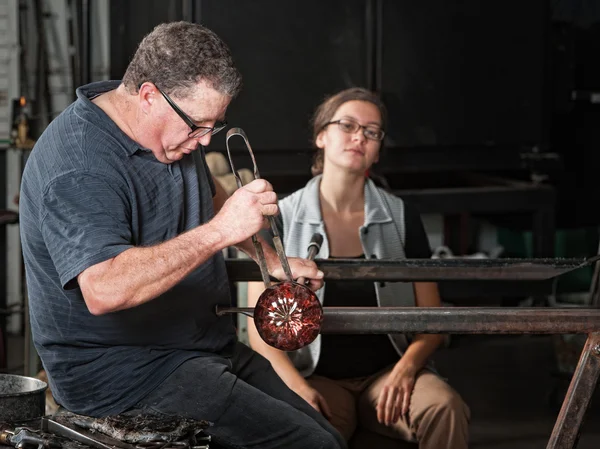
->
xmin=151 ymin=80 xmax=231 ymax=164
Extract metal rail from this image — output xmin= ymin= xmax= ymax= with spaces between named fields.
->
xmin=220 ymin=306 xmax=600 ymax=448
xmin=224 ymin=256 xmax=600 ymax=282
xmin=217 ymin=307 xmax=600 ymax=335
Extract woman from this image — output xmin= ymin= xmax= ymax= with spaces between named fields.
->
xmin=247 ymin=87 xmax=469 ymax=449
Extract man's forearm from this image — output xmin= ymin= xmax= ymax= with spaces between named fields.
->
xmin=79 ymin=221 xmax=230 ymax=315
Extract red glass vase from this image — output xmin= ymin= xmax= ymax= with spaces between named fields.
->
xmin=253 ymin=281 xmax=323 ymax=351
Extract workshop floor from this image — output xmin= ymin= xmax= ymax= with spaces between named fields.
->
xmin=5 ymin=333 xmax=600 ymax=448
xmin=433 ymin=334 xmax=600 ymax=449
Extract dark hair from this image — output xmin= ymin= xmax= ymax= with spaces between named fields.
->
xmin=310 ymin=87 xmax=387 ymax=176
xmin=122 ymin=21 xmax=242 ymax=98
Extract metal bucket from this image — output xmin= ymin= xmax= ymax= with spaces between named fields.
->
xmin=0 ymin=374 xmax=47 ymax=422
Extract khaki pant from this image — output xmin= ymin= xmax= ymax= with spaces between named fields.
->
xmin=308 ymin=368 xmax=470 ymax=449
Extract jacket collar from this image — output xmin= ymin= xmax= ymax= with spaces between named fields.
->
xmin=295 ymin=174 xmax=392 ymax=225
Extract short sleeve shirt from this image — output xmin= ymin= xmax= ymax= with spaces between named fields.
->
xmin=19 ymin=80 xmax=236 ymax=416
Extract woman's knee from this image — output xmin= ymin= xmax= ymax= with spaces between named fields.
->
xmin=423 ymin=388 xmax=470 ymax=423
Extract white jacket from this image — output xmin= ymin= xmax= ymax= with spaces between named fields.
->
xmin=278 ymin=175 xmax=435 ymax=377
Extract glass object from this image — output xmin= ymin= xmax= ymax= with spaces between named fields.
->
xmin=254 ymin=281 xmax=323 ymax=351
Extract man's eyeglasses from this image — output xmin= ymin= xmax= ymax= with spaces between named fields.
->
xmin=325 ymin=119 xmax=385 ymax=141
xmin=154 ymin=85 xmax=227 ymax=138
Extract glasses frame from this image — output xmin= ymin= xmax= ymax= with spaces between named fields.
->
xmin=325 ymin=119 xmax=385 ymax=141
xmin=153 ymin=84 xmax=227 ymax=138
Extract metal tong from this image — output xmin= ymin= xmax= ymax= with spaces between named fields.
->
xmin=224 ymin=127 xmax=293 ymax=288
xmin=0 ymin=427 xmax=61 ymax=449
xmin=216 ymin=232 xmax=323 ymax=318
xmin=41 ymin=417 xmax=137 ymax=449
xmin=40 ymin=417 xmax=210 ymax=449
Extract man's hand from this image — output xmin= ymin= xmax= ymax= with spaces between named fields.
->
xmin=269 ymin=257 xmax=324 ymax=291
xmin=211 ymin=179 xmax=277 ymax=247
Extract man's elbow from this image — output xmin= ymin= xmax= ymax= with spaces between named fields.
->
xmin=82 ymin=288 xmax=123 ymax=316
xmin=79 ymin=270 xmax=125 ymax=316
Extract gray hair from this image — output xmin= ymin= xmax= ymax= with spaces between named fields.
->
xmin=122 ymin=21 xmax=242 ymax=98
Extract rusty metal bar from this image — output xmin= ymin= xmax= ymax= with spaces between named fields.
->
xmin=222 ymin=305 xmax=600 ymax=447
xmin=219 ymin=307 xmax=600 ymax=334
xmin=225 ymin=256 xmax=600 ymax=282
xmin=547 ymin=332 xmax=600 ymax=449
xmin=322 ymin=308 xmax=600 ymax=334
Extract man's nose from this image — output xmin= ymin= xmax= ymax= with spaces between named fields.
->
xmin=196 ymin=133 xmax=212 ymax=146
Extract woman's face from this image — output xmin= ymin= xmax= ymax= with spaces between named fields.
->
xmin=316 ymin=100 xmax=383 ymax=175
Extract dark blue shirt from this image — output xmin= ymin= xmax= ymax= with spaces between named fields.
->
xmin=19 ymin=80 xmax=236 ymax=416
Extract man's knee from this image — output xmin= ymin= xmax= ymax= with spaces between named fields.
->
xmin=303 ymin=429 xmax=345 ymax=449
xmin=295 ymin=412 xmax=347 ymax=449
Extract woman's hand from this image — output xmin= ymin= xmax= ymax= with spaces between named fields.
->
xmin=294 ymin=382 xmax=332 ymax=419
xmin=376 ymin=363 xmax=418 ymax=426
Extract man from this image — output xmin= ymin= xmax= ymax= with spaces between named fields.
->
xmin=19 ymin=21 xmax=345 ymax=449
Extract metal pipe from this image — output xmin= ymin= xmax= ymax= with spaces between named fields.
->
xmin=225 ymin=256 xmax=600 ymax=282
xmin=81 ymin=0 xmax=91 ymax=84
xmin=33 ymin=0 xmax=53 ymax=129
xmin=375 ymin=0 xmax=383 ymax=94
xmin=67 ymin=0 xmax=80 ymax=99
xmin=365 ymin=0 xmax=374 ymax=90
xmin=219 ymin=307 xmax=600 ymax=334
xmin=224 ymin=304 xmax=600 ymax=446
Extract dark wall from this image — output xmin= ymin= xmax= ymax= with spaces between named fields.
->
xmin=110 ymin=0 xmax=185 ymax=80
xmin=111 ymin=0 xmax=370 ymax=152
xmin=197 ymin=0 xmax=369 ymax=151
xmin=110 ymin=0 xmax=549 ymax=154
xmin=381 ymin=0 xmax=546 ymax=148
xmin=547 ymin=20 xmax=600 ymax=227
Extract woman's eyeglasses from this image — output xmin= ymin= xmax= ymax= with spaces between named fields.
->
xmin=324 ymin=119 xmax=385 ymax=141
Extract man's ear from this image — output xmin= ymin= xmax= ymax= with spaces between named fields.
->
xmin=138 ymin=82 xmax=157 ymax=114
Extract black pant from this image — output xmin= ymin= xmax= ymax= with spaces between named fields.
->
xmin=126 ymin=342 xmax=346 ymax=449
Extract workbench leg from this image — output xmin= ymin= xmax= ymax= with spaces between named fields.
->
xmin=547 ymin=332 xmax=600 ymax=449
